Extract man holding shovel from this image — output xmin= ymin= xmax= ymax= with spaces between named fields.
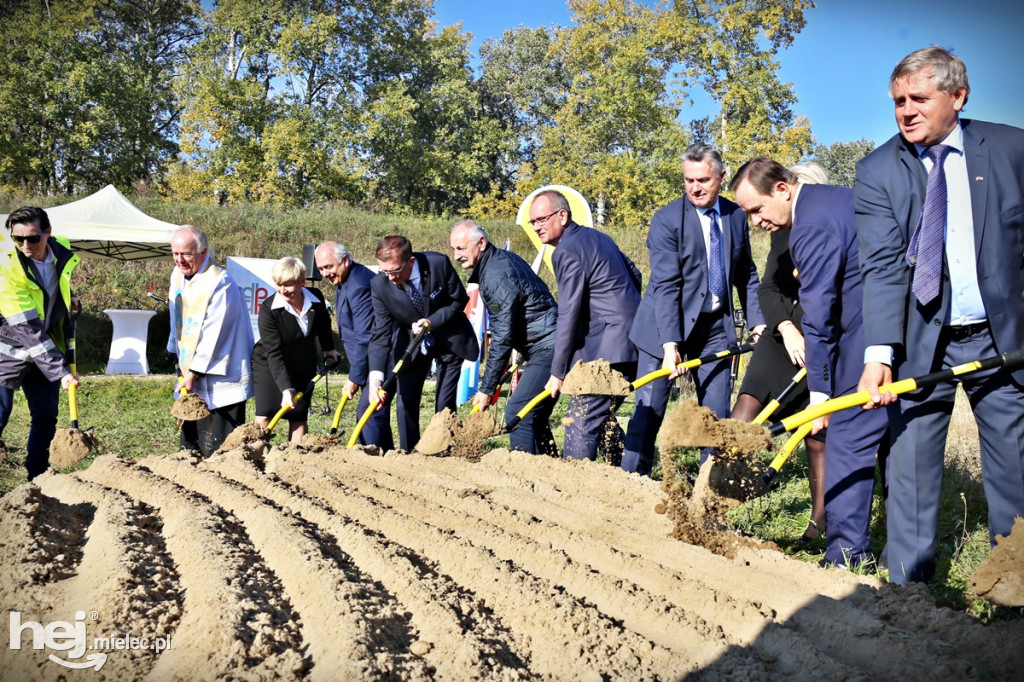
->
xmin=856 ymin=46 xmax=1024 ymax=586
xmin=450 ymin=220 xmax=559 ymax=456
xmin=732 ymin=158 xmax=889 ymax=570
xmin=0 ymin=206 xmax=80 ymax=480
xmin=167 ymin=226 xmax=254 ymax=457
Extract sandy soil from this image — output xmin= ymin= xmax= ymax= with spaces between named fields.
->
xmin=3 ymin=444 xmax=1023 ymax=680
xmin=48 ymin=428 xmax=97 ymax=467
xmin=170 ymin=392 xmax=211 ymax=421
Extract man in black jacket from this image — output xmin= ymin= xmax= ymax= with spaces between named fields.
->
xmin=368 ymin=235 xmax=479 ymax=451
xmin=450 ymin=220 xmax=559 ymax=455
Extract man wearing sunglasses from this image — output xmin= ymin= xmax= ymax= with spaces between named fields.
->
xmin=0 ymin=206 xmax=81 ymax=480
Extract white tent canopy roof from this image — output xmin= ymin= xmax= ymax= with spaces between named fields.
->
xmin=1 ymin=184 xmax=179 ymax=260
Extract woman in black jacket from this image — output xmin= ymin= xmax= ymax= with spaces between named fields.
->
xmin=253 ymin=257 xmax=339 ymax=443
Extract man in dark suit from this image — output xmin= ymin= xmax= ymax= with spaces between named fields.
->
xmin=624 ymin=143 xmax=765 ymax=475
xmin=367 ymin=235 xmax=479 ymax=451
xmin=315 ymin=241 xmax=393 ymax=450
xmin=856 ymin=46 xmax=1024 ymax=585
xmin=531 ymin=189 xmax=641 ymax=463
xmin=732 ymin=157 xmax=889 ymax=568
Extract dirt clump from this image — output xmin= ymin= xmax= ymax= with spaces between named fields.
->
xmin=972 ymin=516 xmax=1024 ymax=606
xmin=660 ymin=399 xmax=772 ymax=452
xmin=562 ymin=359 xmax=632 ymax=396
xmin=49 ymin=428 xmax=97 ymax=467
xmin=218 ymin=422 xmax=269 ymax=452
xmin=416 ymin=408 xmax=501 ymax=460
xmin=171 ymin=391 xmax=211 ymax=420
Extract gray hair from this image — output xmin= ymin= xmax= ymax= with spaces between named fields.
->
xmin=318 ymin=241 xmax=349 ymax=262
xmin=788 ymin=161 xmax=829 ymax=186
xmin=451 ymin=220 xmax=488 ymax=242
xmin=173 ymin=225 xmax=210 ymax=254
xmin=683 ymin=142 xmax=724 ymax=175
xmin=533 ymin=190 xmax=572 ymax=220
xmin=889 ymin=46 xmax=970 ymax=105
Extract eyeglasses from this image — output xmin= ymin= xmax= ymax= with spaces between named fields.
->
xmin=529 ymin=209 xmax=563 ymax=227
xmin=380 ymin=259 xmax=409 ymax=276
xmin=12 ymin=233 xmax=46 ymax=244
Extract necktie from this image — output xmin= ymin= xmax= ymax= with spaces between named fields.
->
xmin=906 ymin=144 xmax=952 ymax=305
xmin=406 ymin=280 xmax=425 ymax=317
xmin=707 ymin=209 xmax=725 ymax=301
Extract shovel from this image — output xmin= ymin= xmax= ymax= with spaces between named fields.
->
xmin=267 ymin=358 xmax=341 ymax=432
xmin=329 ymin=391 xmax=352 ymax=436
xmin=467 ymin=361 xmax=520 ymax=415
xmin=563 ymin=343 xmax=756 ymax=396
xmin=50 ymin=312 xmax=97 ymax=467
xmin=758 ymin=347 xmax=1024 ymax=483
xmin=347 ymin=325 xmax=430 ymax=448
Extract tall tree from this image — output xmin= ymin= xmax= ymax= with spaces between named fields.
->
xmin=811 ymin=138 xmax=875 ymax=188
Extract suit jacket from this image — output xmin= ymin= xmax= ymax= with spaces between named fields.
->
xmin=550 ymin=222 xmax=641 ymax=379
xmin=630 ymin=195 xmax=765 ymax=357
xmin=252 ymin=287 xmax=334 ymax=392
xmin=334 ymin=260 xmax=375 ymax=386
xmin=856 ymin=119 xmax=1024 ymax=380
xmin=790 ymin=185 xmax=866 ymax=397
xmin=368 ymin=251 xmax=479 ymax=374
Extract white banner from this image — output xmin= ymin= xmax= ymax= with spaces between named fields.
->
xmin=225 ymin=256 xmax=276 ymax=342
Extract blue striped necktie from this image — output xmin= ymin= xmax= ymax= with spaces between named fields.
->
xmin=707 ymin=208 xmax=725 ymax=300
xmin=906 ymin=144 xmax=952 ymax=305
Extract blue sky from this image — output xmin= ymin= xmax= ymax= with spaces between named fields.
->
xmin=433 ymin=0 xmax=1024 ymax=147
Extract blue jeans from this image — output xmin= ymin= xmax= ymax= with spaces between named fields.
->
xmin=0 ymin=366 xmax=60 ymax=480
xmin=504 ymin=347 xmax=557 ymax=456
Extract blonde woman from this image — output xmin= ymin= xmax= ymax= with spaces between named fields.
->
xmin=252 ymin=257 xmax=339 ymax=442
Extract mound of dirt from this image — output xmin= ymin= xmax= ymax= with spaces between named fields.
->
xmin=170 ymin=392 xmax=211 ymax=420
xmin=217 ymin=423 xmax=269 ymax=452
xmin=416 ymin=409 xmax=501 ymax=460
xmin=49 ymin=428 xmax=97 ymax=467
xmin=4 ymin=445 xmax=1024 ymax=679
xmin=972 ymin=516 xmax=1024 ymax=606
xmin=660 ymin=399 xmax=773 ymax=452
xmin=562 ymin=359 xmax=632 ymax=396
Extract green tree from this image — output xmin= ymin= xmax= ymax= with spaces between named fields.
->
xmin=674 ymin=0 xmax=816 ymax=174
xmin=525 ymin=0 xmax=691 ymax=228
xmin=811 ymin=138 xmax=875 ymax=188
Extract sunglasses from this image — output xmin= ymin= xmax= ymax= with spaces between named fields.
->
xmin=12 ymin=233 xmax=46 ymax=245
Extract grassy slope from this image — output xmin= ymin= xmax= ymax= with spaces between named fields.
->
xmin=0 ymin=192 xmax=1005 ymax=621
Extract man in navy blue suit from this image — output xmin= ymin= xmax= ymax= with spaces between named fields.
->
xmin=624 ymin=143 xmax=765 ymax=475
xmin=856 ymin=46 xmax=1024 ymax=585
xmin=531 ymin=190 xmax=641 ymax=463
xmin=315 ymin=241 xmax=394 ymax=451
xmin=367 ymin=235 xmax=479 ymax=451
xmin=732 ymin=158 xmax=889 ymax=568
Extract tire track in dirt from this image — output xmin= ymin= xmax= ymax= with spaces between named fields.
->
xmin=290 ymin=448 xmax=865 ymax=678
xmin=144 ymin=452 xmax=491 ymax=681
xmin=77 ymin=455 xmax=308 ymax=680
xmin=260 ymin=450 xmax=688 ymax=678
xmin=205 ymin=451 xmax=535 ymax=680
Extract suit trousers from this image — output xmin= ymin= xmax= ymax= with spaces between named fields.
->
xmin=504 ymin=346 xmax=557 ymax=456
xmin=563 ymin=361 xmax=635 ymax=463
xmin=822 ymin=388 xmax=889 ymax=566
xmin=886 ymin=326 xmax=1024 ymax=585
xmin=395 ymin=347 xmax=463 ymax=451
xmin=0 ymin=365 xmax=59 ymax=480
xmin=623 ymin=311 xmax=732 ymax=474
xmin=355 ymin=384 xmax=394 ymax=451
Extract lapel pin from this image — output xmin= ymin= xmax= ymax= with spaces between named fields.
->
xmin=975 ymin=176 xmax=984 ymax=182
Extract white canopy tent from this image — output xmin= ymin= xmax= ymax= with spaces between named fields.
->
xmin=1 ymin=184 xmax=179 ymax=260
